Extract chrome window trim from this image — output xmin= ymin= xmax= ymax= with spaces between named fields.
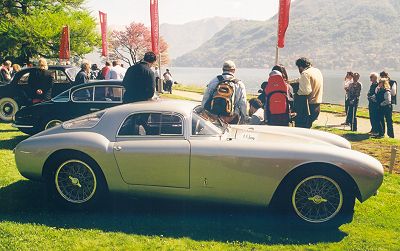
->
xmin=116 ymin=111 xmax=186 ymax=139
xmin=51 ymin=89 xmax=71 ymax=102
xmin=71 ymin=86 xmax=95 ymax=103
xmin=71 ymin=85 xmax=124 ymax=104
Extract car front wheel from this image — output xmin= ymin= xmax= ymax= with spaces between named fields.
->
xmin=273 ymin=169 xmax=356 ymax=228
xmin=0 ymin=97 xmax=19 ymax=122
xmin=48 ymin=155 xmax=107 ymax=209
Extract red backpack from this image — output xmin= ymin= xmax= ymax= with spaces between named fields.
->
xmin=264 ymin=74 xmax=290 ymax=126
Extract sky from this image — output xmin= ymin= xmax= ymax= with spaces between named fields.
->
xmin=85 ymin=0 xmax=280 ymax=26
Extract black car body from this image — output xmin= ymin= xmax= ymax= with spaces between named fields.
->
xmin=12 ymin=80 xmax=124 ymax=135
xmin=0 ymin=65 xmax=80 ymax=121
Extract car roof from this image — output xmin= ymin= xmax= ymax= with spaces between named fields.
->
xmin=106 ymin=99 xmax=200 ymax=117
xmin=20 ymin=65 xmax=76 ymax=71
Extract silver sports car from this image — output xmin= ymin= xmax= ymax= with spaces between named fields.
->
xmin=14 ymin=100 xmax=383 ymax=226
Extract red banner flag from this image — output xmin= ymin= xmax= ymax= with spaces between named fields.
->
xmin=150 ymin=0 xmax=159 ymax=54
xmin=59 ymin=25 xmax=70 ymax=60
xmin=277 ymin=0 xmax=291 ymax=48
xmin=99 ymin=11 xmax=108 ymax=57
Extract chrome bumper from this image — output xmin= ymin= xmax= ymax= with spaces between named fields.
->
xmin=12 ymin=124 xmax=34 ymax=128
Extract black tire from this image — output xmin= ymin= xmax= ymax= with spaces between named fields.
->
xmin=273 ymin=168 xmax=355 ymax=228
xmin=46 ymin=153 xmax=107 ymax=210
xmin=0 ymin=97 xmax=19 ymax=122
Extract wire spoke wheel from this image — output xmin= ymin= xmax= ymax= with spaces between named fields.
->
xmin=55 ymin=160 xmax=97 ymax=204
xmin=292 ymin=175 xmax=343 ymax=223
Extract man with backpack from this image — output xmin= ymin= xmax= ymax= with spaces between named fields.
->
xmin=202 ymin=60 xmax=247 ymax=124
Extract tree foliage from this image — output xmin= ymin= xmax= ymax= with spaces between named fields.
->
xmin=0 ymin=0 xmax=100 ymax=64
xmin=110 ymin=22 xmax=169 ymax=66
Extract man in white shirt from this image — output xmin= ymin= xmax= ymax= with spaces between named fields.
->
xmin=108 ymin=60 xmax=127 ymax=80
xmin=290 ymin=57 xmax=324 ymax=128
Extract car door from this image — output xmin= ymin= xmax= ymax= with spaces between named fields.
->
xmin=50 ymin=69 xmax=73 ymax=96
xmin=113 ymin=112 xmax=190 ymax=188
xmin=70 ymin=86 xmax=97 ymax=117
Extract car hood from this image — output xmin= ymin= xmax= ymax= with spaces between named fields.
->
xmin=227 ymin=125 xmax=352 ymax=149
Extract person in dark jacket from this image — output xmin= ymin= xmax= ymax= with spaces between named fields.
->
xmin=122 ymin=52 xmax=157 ymax=103
xmin=27 ymin=58 xmax=54 ymax=103
xmin=367 ymin=72 xmax=379 ymax=135
xmin=376 ymin=78 xmax=394 ymax=138
xmin=345 ymin=72 xmax=362 ymax=131
xmin=74 ymin=62 xmax=90 ymax=86
xmin=380 ymin=71 xmax=397 ymax=105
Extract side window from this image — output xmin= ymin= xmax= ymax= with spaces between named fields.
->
xmin=118 ymin=113 xmax=183 ymax=137
xmin=94 ymin=86 xmax=123 ymax=102
xmin=72 ymin=87 xmax=94 ymax=102
xmin=18 ymin=73 xmax=30 ymax=85
xmin=51 ymin=70 xmax=70 ymax=84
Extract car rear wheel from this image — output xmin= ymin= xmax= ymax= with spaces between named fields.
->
xmin=0 ymin=97 xmax=19 ymax=122
xmin=48 ymin=154 xmax=107 ymax=209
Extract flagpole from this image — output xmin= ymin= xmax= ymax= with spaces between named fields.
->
xmin=158 ymin=1 xmax=162 ymax=93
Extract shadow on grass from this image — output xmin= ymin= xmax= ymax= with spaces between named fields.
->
xmin=341 ymin=133 xmax=371 ymax=142
xmin=0 ymin=180 xmax=347 ymax=245
xmin=0 ymin=135 xmax=29 ymax=150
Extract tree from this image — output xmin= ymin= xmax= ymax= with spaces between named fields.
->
xmin=0 ymin=0 xmax=100 ymax=64
xmin=110 ymin=22 xmax=169 ymax=66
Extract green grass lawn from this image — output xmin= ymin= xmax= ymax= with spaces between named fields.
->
xmin=1 ymin=123 xmax=400 ymax=250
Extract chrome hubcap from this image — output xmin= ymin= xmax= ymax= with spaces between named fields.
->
xmin=45 ymin=120 xmax=62 ymax=130
xmin=55 ymin=160 xmax=97 ymax=204
xmin=292 ymin=175 xmax=343 ymax=223
xmin=1 ymin=103 xmax=14 ymax=116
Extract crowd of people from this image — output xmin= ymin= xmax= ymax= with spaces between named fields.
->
xmin=2 ymin=53 xmax=395 ymax=138
xmin=120 ymin=52 xmax=324 ymax=130
xmin=0 ymin=60 xmax=22 ymax=82
xmin=343 ymin=71 xmax=396 ymax=138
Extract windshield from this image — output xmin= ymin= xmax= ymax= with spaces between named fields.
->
xmin=192 ymin=106 xmax=226 ymax=135
xmin=51 ymin=90 xmax=70 ymax=102
xmin=65 ymin=67 xmax=80 ymax=81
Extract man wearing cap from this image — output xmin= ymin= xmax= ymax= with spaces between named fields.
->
xmin=202 ymin=60 xmax=247 ymax=123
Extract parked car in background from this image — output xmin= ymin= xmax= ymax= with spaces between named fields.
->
xmin=12 ymin=80 xmax=124 ymax=135
xmin=0 ymin=65 xmax=79 ymax=121
xmin=14 ymin=100 xmax=384 ymax=227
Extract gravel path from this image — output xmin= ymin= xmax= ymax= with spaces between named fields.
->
xmin=172 ymin=90 xmax=400 ymax=138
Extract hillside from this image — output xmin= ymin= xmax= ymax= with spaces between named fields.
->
xmin=160 ymin=17 xmax=235 ymax=59
xmin=173 ymin=0 xmax=400 ymax=70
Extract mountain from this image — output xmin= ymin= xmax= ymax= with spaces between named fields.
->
xmin=173 ymin=0 xmax=400 ymax=70
xmin=160 ymin=17 xmax=236 ymax=59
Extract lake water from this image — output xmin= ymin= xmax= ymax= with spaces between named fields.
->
xmin=168 ymin=67 xmax=400 ymax=111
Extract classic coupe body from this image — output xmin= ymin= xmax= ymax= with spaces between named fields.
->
xmin=0 ymin=65 xmax=79 ymax=121
xmin=14 ymin=100 xmax=384 ymax=226
xmin=12 ymin=80 xmax=124 ymax=135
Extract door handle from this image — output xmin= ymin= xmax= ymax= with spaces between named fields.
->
xmin=90 ymin=108 xmax=100 ymax=112
xmin=114 ymin=146 xmax=122 ymax=151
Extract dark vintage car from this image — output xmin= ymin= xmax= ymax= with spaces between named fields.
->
xmin=0 ymin=65 xmax=80 ymax=121
xmin=12 ymin=80 xmax=124 ymax=135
